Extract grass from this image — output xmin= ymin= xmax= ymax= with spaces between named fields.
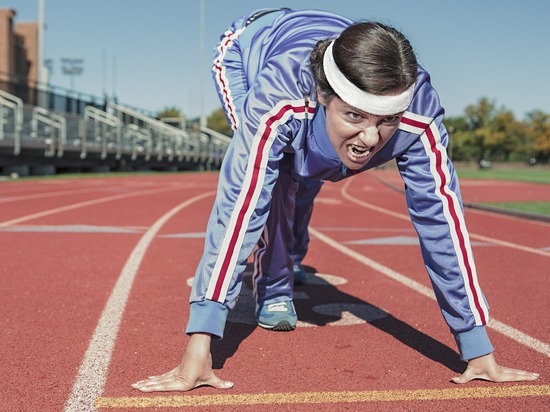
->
xmin=456 ymin=167 xmax=550 ymax=184
xmin=455 ymin=164 xmax=550 ymax=217
xmin=482 ymin=201 xmax=550 ymax=217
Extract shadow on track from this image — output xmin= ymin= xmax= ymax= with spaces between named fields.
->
xmin=212 ymin=264 xmax=466 ymax=373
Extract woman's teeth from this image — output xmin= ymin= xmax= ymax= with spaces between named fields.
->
xmin=348 ymin=144 xmax=370 ymax=158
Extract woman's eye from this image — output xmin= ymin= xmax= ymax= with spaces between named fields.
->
xmin=383 ymin=115 xmax=402 ymax=123
xmin=346 ymin=112 xmax=362 ymax=121
xmin=384 ymin=116 xmax=399 ymax=123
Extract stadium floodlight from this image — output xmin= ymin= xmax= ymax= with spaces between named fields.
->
xmin=61 ymin=58 xmax=85 ymax=90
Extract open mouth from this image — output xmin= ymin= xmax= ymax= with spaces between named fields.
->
xmin=347 ymin=144 xmax=371 ymax=160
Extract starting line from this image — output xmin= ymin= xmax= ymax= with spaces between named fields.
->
xmin=95 ymin=385 xmax=549 ymax=408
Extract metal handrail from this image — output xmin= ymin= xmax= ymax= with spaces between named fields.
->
xmin=0 ymin=90 xmax=24 ymax=155
xmin=31 ymin=106 xmax=66 ymax=157
xmin=200 ymin=126 xmax=231 ymax=165
xmin=200 ymin=125 xmax=231 ymax=145
xmin=81 ymin=106 xmax=121 ymax=159
xmin=108 ymin=103 xmax=190 ymax=161
xmin=0 ymin=88 xmax=228 ymax=170
xmin=126 ymin=123 xmax=152 ymax=161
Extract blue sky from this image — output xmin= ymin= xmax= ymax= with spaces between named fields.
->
xmin=8 ymin=0 xmax=550 ymax=120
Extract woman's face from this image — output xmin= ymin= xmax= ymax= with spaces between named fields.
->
xmin=320 ymin=95 xmax=403 ymax=170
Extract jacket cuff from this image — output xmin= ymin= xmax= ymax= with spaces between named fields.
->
xmin=454 ymin=325 xmax=494 ymax=360
xmin=185 ymin=300 xmax=229 ymax=340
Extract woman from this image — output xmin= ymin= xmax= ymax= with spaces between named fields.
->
xmin=133 ymin=8 xmax=538 ymax=391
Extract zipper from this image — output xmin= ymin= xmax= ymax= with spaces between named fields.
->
xmin=341 ymin=164 xmax=347 ymax=177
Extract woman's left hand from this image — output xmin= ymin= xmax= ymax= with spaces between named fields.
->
xmin=451 ymin=353 xmax=539 ymax=384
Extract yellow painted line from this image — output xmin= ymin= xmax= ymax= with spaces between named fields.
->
xmin=95 ymin=385 xmax=549 ymax=408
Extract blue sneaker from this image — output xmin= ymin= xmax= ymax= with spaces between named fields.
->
xmin=293 ymin=263 xmax=307 ymax=285
xmin=256 ymin=301 xmax=297 ymax=331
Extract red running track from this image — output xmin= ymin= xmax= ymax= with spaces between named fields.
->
xmin=0 ymin=169 xmax=548 ymax=412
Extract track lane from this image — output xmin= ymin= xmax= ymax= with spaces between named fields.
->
xmin=101 ymin=172 xmax=547 ymax=411
xmin=0 ymin=230 xmax=142 ymax=411
xmin=64 ymin=191 xmax=216 ymax=412
xmin=1 ymin=172 xmax=547 ymax=412
xmin=102 ymin=193 xmax=219 ymax=398
xmin=0 ymin=174 xmax=219 ymax=411
xmin=339 ymin=174 xmax=550 ymax=347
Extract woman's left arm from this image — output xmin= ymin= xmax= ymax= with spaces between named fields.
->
xmin=397 ymin=116 xmax=538 ymax=382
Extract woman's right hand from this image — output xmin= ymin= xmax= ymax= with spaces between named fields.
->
xmin=131 ymin=333 xmax=234 ymax=392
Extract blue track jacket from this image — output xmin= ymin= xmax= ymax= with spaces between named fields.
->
xmin=186 ymin=8 xmax=493 ymax=361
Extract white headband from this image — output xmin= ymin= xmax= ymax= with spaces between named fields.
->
xmin=323 ymin=40 xmax=415 ymax=115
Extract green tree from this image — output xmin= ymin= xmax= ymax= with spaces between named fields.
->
xmin=444 ymin=116 xmax=470 ymax=161
xmin=444 ymin=98 xmax=531 ymax=164
xmin=207 ymin=108 xmax=233 ymax=136
xmin=486 ymin=110 xmax=525 ymax=161
xmin=157 ymin=106 xmax=183 ymax=119
xmin=462 ymin=97 xmax=499 ymax=163
xmin=526 ymin=110 xmax=550 ymax=162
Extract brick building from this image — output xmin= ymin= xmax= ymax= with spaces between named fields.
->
xmin=0 ymin=7 xmax=38 ymax=88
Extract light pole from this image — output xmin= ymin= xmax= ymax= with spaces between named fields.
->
xmin=199 ymin=0 xmax=206 ymax=128
xmin=37 ymin=0 xmax=48 ymax=108
xmin=61 ymin=58 xmax=84 ymax=90
xmin=37 ymin=0 xmax=46 ymax=85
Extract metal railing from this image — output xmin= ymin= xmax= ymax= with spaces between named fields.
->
xmin=81 ymin=106 xmax=121 ymax=159
xmin=107 ymin=103 xmax=191 ymax=162
xmin=31 ymin=106 xmax=66 ymax=157
xmin=0 ymin=90 xmax=24 ymax=155
xmin=200 ymin=126 xmax=232 ymax=166
xmin=126 ymin=123 xmax=152 ymax=161
xmin=0 ymin=88 xmax=230 ymax=173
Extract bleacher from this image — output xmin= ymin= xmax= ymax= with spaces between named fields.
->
xmin=0 ymin=77 xmax=231 ymax=177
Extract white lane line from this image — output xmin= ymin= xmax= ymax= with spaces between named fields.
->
xmin=0 ymin=224 xmax=144 ymax=233
xmin=467 ymin=233 xmax=550 ymax=257
xmin=0 ymin=186 xmax=180 ymax=228
xmin=309 ymin=226 xmax=550 ymax=357
xmin=0 ymin=187 xmax=102 ymax=204
xmin=63 ymin=191 xmax=215 ymax=412
xmin=309 ymin=227 xmax=436 ymax=301
xmin=310 ymin=177 xmax=550 ymax=357
xmin=488 ymin=318 xmax=550 ymax=357
xmin=340 ymin=178 xmax=550 ymax=257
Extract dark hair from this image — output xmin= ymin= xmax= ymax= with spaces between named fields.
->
xmin=310 ymin=22 xmax=417 ymax=103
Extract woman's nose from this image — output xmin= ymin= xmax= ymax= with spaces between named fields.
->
xmin=358 ymin=126 xmax=379 ymax=147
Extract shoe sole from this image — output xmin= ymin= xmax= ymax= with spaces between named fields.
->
xmin=257 ymin=320 xmax=296 ymax=331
